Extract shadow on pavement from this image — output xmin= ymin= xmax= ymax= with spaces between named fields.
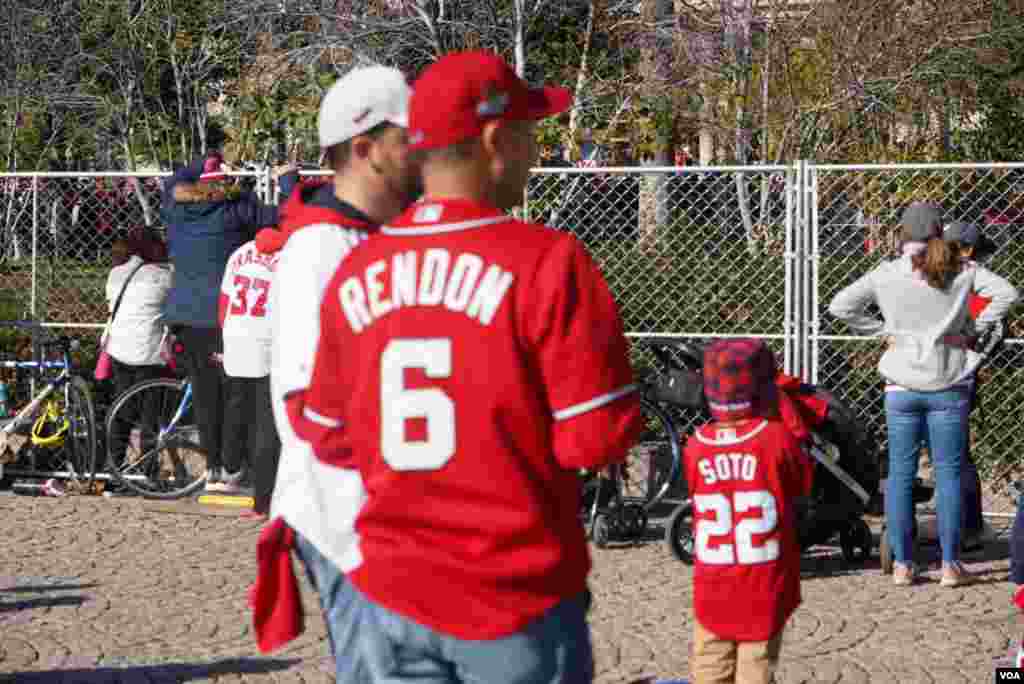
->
xmin=799 ymin=531 xmax=1012 ymax=581
xmin=0 ymin=595 xmax=87 ymax=611
xmin=1 ymin=657 xmax=301 ymax=683
xmin=0 ymin=583 xmax=97 ymax=593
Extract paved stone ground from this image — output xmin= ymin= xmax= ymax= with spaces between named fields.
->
xmin=0 ymin=494 xmax=1019 ymax=683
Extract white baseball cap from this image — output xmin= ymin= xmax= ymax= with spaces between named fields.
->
xmin=318 ymin=66 xmax=411 ymax=150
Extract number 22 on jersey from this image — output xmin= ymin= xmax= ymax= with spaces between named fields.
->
xmin=230 ymin=275 xmax=270 ymax=317
xmin=381 ymin=338 xmax=455 ymax=471
xmin=694 ymin=490 xmax=780 ymax=565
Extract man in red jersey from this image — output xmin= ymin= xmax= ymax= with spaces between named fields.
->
xmin=292 ymin=50 xmax=644 ymax=683
xmin=686 ymin=339 xmax=814 ymax=684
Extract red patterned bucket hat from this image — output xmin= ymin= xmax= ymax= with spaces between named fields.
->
xmin=702 ymin=338 xmax=779 ymax=422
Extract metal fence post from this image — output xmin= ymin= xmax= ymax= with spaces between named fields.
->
xmin=800 ymin=160 xmax=815 ymax=383
xmin=783 ymin=164 xmax=796 ymax=376
xmin=790 ymin=160 xmax=806 ymax=380
xmin=808 ymin=163 xmax=821 ymax=386
xmin=31 ymin=175 xmax=38 ymax=322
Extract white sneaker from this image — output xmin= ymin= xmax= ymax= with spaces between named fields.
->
xmin=893 ymin=562 xmax=918 ymax=586
xmin=204 ymin=468 xmax=225 ymax=492
xmin=940 ymin=561 xmax=976 ymax=587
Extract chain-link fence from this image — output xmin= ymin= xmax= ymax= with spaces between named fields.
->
xmin=0 ymin=170 xmax=269 ymax=331
xmin=0 ymin=171 xmax=270 ymax=414
xmin=1 ymin=163 xmax=1022 ymax=511
xmin=812 ymin=163 xmax=1024 ymax=514
xmin=525 ymin=166 xmax=796 ymax=438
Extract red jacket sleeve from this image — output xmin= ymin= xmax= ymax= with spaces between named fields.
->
xmin=683 ymin=436 xmax=701 ymax=498
xmin=524 ymin=235 xmax=643 ymax=470
xmin=968 ymin=293 xmax=991 ymax=320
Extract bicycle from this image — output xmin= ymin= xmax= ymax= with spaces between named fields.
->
xmin=0 ymin=321 xmax=97 ymax=489
xmin=99 ymin=375 xmax=208 ymax=499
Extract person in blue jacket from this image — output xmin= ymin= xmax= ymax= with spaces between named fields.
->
xmin=160 ymin=152 xmax=298 ymax=490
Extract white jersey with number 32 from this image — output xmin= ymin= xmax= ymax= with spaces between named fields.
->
xmin=220 ymin=241 xmax=279 ymax=377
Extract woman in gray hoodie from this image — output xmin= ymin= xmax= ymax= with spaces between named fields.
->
xmin=829 ymin=202 xmax=1018 ymax=587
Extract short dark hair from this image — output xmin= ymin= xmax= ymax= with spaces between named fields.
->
xmin=111 ymin=239 xmax=135 ymax=266
xmin=323 ymin=122 xmax=396 ymax=170
xmin=414 ymin=138 xmax=479 ymax=166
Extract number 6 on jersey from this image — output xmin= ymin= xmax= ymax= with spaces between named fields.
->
xmin=381 ymin=339 xmax=456 ymax=471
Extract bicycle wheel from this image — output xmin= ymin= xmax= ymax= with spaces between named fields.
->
xmin=64 ymin=376 xmax=98 ymax=487
xmin=101 ymin=377 xmax=207 ymax=499
xmin=620 ymin=397 xmax=683 ymax=510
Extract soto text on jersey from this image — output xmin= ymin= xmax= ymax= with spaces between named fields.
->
xmin=697 ymin=452 xmax=759 ymax=485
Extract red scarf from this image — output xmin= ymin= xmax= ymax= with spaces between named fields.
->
xmin=249 ymin=518 xmax=303 ymax=653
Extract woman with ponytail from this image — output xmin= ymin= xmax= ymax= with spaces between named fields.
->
xmin=829 ymin=202 xmax=1018 ymax=588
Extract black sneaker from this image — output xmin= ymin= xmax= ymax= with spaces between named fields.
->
xmin=961 ymin=522 xmax=997 ymax=553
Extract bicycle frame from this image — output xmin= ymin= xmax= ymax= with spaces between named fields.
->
xmin=0 ymin=344 xmax=74 ymax=481
xmin=0 ymin=348 xmax=73 ymax=435
xmin=158 ymin=381 xmax=193 ymax=443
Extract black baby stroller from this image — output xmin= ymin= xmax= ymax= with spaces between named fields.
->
xmin=578 ymin=393 xmax=684 ymax=547
xmin=642 ymin=338 xmax=884 ymax=565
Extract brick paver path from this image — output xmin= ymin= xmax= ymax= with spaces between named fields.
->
xmin=0 ymin=495 xmax=1017 ymax=683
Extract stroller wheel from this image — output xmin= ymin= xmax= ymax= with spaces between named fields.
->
xmin=623 ymin=503 xmax=648 ymax=538
xmin=593 ymin=514 xmax=611 ymax=548
xmin=665 ymin=502 xmax=696 ymax=564
xmin=841 ymin=519 xmax=873 ymax=564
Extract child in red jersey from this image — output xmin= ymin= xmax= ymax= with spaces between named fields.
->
xmin=686 ymin=339 xmax=814 ymax=684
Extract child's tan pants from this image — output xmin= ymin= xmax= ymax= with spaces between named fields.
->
xmin=691 ymin=619 xmax=784 ymax=684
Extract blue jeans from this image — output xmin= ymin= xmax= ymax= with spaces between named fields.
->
xmin=293 ymin=531 xmax=368 ymax=683
xmin=885 ymin=388 xmax=970 ymax=564
xmin=921 ymin=383 xmax=983 ymax=535
xmin=352 ymin=585 xmax=594 ymax=684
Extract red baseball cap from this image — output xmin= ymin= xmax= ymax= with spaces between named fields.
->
xmin=408 ymin=50 xmax=571 ymax=151
xmin=199 ymin=154 xmax=227 ymax=183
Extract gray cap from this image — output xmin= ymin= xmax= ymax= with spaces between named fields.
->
xmin=943 ymin=221 xmax=980 ymax=245
xmin=900 ymin=202 xmax=943 ymax=242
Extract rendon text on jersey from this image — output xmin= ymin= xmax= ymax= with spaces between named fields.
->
xmin=338 ymin=248 xmax=515 ymax=333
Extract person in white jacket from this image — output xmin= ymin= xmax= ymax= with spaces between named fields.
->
xmin=248 ymin=67 xmax=421 ymax=676
xmin=829 ymin=202 xmax=1018 ymax=588
xmin=104 ymin=237 xmax=173 ymax=468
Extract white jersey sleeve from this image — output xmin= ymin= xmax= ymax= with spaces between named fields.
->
xmin=270 ymin=224 xmax=366 ymax=399
xmin=268 ymin=222 xmax=368 ymax=575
